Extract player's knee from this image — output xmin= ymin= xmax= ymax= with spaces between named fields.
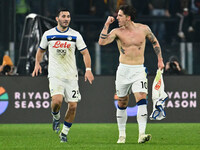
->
xmin=68 ymin=103 xmax=77 ymax=112
xmin=51 ymin=99 xmax=62 ymax=112
xmin=52 ymin=98 xmax=62 ymax=106
xmin=135 ymin=92 xmax=147 ymax=103
xmin=118 ymin=101 xmax=128 ymax=108
xmin=52 ymin=95 xmax=63 ymax=105
xmin=118 ymin=96 xmax=128 ymax=107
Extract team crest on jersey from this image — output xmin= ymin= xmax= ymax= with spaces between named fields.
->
xmin=67 ymin=36 xmax=72 ymax=41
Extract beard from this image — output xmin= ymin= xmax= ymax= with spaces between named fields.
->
xmin=58 ymin=20 xmax=69 ymax=29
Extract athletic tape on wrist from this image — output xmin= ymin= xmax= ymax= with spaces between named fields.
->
xmin=86 ymin=68 xmax=91 ymax=71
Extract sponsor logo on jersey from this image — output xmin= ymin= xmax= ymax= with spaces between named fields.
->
xmin=53 ymin=41 xmax=71 ymax=48
xmin=57 ymin=49 xmax=67 ymax=56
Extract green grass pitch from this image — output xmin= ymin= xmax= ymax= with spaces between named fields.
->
xmin=0 ymin=123 xmax=199 ymax=150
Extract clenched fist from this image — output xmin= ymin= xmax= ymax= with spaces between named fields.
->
xmin=105 ymin=16 xmax=115 ymax=26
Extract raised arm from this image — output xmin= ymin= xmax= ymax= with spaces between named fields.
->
xmin=80 ymin=49 xmax=94 ymax=84
xmin=146 ymin=26 xmax=164 ymax=70
xmin=32 ymin=48 xmax=46 ymax=77
xmin=98 ymin=16 xmax=117 ymax=46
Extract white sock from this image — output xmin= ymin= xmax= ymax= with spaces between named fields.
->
xmin=61 ymin=121 xmax=72 ymax=135
xmin=137 ymin=104 xmax=147 ymax=136
xmin=51 ymin=111 xmax=60 ymax=120
xmin=61 ymin=125 xmax=70 ymax=135
xmin=116 ymin=107 xmax=127 ymax=137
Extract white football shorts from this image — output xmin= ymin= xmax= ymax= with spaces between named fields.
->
xmin=49 ymin=77 xmax=81 ymax=102
xmin=115 ymin=63 xmax=148 ymax=97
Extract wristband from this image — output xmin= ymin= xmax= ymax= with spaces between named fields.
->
xmin=86 ymin=68 xmax=91 ymax=71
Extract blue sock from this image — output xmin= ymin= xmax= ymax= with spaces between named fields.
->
xmin=64 ymin=121 xmax=72 ymax=128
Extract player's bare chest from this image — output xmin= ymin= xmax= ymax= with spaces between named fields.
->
xmin=117 ymin=31 xmax=145 ymax=46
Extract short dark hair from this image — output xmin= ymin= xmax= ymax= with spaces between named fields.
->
xmin=119 ymin=5 xmax=136 ymax=21
xmin=56 ymin=8 xmax=70 ymax=17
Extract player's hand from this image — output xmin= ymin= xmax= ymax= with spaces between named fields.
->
xmin=105 ymin=16 xmax=115 ymax=26
xmin=85 ymin=70 xmax=94 ymax=84
xmin=32 ymin=63 xmax=42 ymax=77
xmin=158 ymin=60 xmax=165 ymax=70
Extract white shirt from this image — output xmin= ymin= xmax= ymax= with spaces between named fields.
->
xmin=39 ymin=27 xmax=87 ymax=80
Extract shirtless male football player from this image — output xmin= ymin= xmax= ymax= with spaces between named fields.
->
xmin=98 ymin=5 xmax=164 ymax=144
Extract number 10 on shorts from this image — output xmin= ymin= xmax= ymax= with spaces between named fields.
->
xmin=141 ymin=81 xmax=147 ymax=89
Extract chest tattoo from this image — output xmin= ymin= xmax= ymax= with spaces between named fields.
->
xmin=121 ymin=47 xmax=125 ymax=54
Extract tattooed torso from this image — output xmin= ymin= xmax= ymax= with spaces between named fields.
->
xmin=113 ymin=23 xmax=161 ymax=65
xmin=115 ymin=23 xmax=148 ymax=65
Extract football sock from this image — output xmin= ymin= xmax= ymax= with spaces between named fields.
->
xmin=61 ymin=121 xmax=72 ymax=135
xmin=136 ymin=99 xmax=148 ymax=136
xmin=116 ymin=105 xmax=127 ymax=137
xmin=51 ymin=111 xmax=60 ymax=120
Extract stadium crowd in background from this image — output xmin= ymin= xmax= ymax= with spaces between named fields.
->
xmin=15 ymin=0 xmax=200 ymax=44
xmin=16 ymin=0 xmax=200 ymax=43
xmin=4 ymin=0 xmax=199 ymax=76
xmin=148 ymin=0 xmax=169 ymax=43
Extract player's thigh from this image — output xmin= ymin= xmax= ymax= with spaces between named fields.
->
xmin=64 ymin=80 xmax=81 ymax=103
xmin=131 ymin=72 xmax=148 ymax=94
xmin=49 ymin=77 xmax=65 ymax=98
xmin=115 ymin=82 xmax=132 ymax=97
xmin=115 ymin=64 xmax=132 ymax=97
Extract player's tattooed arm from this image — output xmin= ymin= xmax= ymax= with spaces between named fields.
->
xmin=146 ymin=26 xmax=162 ymax=57
xmin=154 ymin=46 xmax=161 ymax=56
xmin=98 ymin=29 xmax=117 ymax=45
xmin=146 ymin=25 xmax=164 ymax=70
xmin=100 ymin=33 xmax=108 ymax=39
xmin=98 ymin=16 xmax=116 ymax=45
